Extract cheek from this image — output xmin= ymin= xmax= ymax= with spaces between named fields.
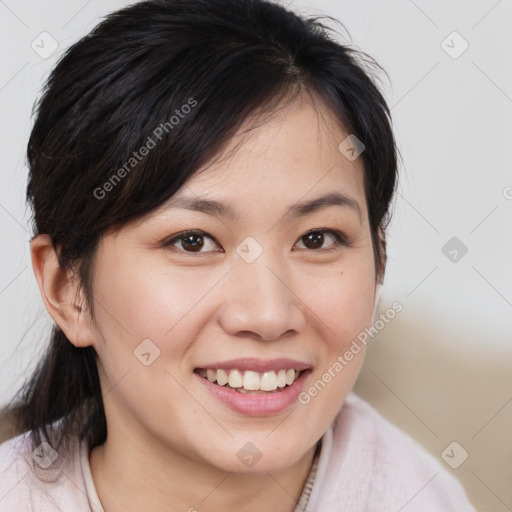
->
xmin=295 ymin=258 xmax=376 ymax=349
xmin=292 ymin=262 xmax=374 ymax=439
xmin=89 ymin=260 xmax=216 ymax=429
xmin=91 ymin=257 xmax=226 ymax=358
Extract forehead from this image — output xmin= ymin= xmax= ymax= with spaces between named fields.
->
xmin=172 ymin=94 xmax=367 ymax=214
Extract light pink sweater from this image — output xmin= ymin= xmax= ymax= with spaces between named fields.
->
xmin=0 ymin=392 xmax=476 ymax=511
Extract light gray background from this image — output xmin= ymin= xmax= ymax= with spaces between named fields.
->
xmin=1 ymin=0 xmax=511 ymax=509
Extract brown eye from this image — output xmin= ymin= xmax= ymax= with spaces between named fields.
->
xmin=295 ymin=229 xmax=346 ymax=251
xmin=181 ymin=233 xmax=205 ymax=252
xmin=302 ymin=231 xmax=325 ymax=249
xmin=164 ymin=230 xmax=220 ymax=253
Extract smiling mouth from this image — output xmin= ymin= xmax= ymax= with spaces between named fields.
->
xmin=194 ymin=368 xmax=305 ymax=394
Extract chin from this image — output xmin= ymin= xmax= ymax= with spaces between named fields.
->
xmin=206 ymin=440 xmax=310 ymax=475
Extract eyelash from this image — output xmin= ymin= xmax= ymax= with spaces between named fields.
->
xmin=162 ymin=228 xmax=350 ymax=254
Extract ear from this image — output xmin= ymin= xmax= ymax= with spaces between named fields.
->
xmin=30 ymin=234 xmax=96 ymax=348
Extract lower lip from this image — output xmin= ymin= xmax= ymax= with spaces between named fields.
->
xmin=194 ymin=370 xmax=311 ymax=416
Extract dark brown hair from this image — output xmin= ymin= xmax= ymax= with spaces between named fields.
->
xmin=9 ymin=0 xmax=398 ymax=454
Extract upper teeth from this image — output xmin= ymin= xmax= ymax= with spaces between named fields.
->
xmin=201 ymin=368 xmax=300 ymax=391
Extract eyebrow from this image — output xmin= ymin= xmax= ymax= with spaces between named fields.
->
xmin=164 ymin=192 xmax=362 ymax=221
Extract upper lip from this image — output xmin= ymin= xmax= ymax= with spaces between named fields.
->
xmin=195 ymin=358 xmax=311 ymax=372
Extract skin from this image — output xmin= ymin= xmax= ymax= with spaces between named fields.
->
xmin=31 ymin=93 xmax=379 ymax=512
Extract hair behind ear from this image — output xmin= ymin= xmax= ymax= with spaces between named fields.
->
xmin=9 ymin=326 xmax=106 ymax=452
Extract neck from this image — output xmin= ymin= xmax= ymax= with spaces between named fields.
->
xmin=89 ymin=425 xmax=318 ymax=512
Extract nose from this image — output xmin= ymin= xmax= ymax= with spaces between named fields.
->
xmin=218 ymin=256 xmax=306 ymax=342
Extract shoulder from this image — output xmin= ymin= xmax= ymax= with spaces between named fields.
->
xmin=311 ymin=393 xmax=476 ymax=511
xmin=0 ymin=428 xmax=92 ymax=512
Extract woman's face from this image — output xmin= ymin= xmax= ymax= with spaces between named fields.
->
xmin=87 ymin=95 xmax=377 ymax=474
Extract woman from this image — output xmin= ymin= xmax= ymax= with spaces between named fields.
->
xmin=0 ymin=0 xmax=475 ymax=510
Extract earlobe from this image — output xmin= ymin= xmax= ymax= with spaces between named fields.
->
xmin=30 ymin=234 xmax=94 ymax=348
